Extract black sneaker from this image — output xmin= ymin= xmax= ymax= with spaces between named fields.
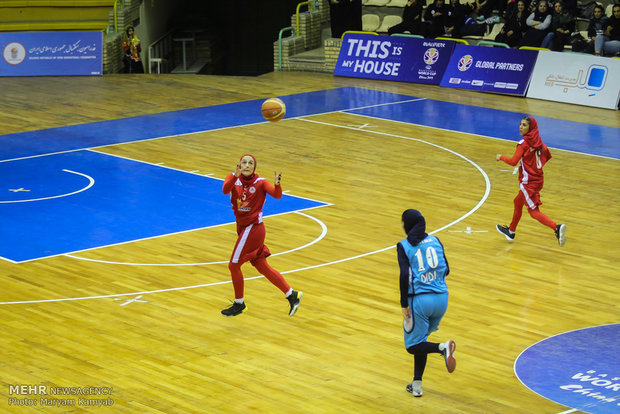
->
xmin=496 ymin=224 xmax=515 ymax=242
xmin=221 ymin=301 xmax=246 ymax=317
xmin=555 ymin=224 xmax=566 ymax=247
xmin=287 ymin=291 xmax=302 ymax=316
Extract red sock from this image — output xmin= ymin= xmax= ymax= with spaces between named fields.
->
xmin=252 ymin=257 xmax=290 ymax=294
xmin=228 ymin=262 xmax=245 ymax=299
xmin=529 ymin=208 xmax=557 ymax=230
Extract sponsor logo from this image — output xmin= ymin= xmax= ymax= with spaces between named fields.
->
xmin=423 ymin=48 xmax=439 ymax=65
xmin=457 ymin=55 xmax=473 ymax=72
xmin=449 ymin=77 xmax=461 ymax=84
xmin=471 ymin=80 xmax=483 ymax=86
xmin=494 ymin=82 xmax=507 ymax=88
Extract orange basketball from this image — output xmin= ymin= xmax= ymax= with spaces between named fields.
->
xmin=261 ymin=98 xmax=286 ymax=122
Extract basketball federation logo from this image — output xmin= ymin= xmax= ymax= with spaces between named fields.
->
xmin=458 ymin=55 xmax=473 ymax=72
xmin=3 ymin=42 xmax=26 ymax=65
xmin=423 ymin=48 xmax=439 ymax=66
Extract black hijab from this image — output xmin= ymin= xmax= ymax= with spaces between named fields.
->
xmin=402 ymin=209 xmax=428 ymax=246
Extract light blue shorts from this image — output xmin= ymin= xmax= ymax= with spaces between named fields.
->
xmin=403 ymin=292 xmax=449 ymax=349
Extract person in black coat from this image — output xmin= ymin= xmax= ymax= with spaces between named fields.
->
xmin=496 ymin=0 xmax=529 ymax=46
xmin=424 ymin=0 xmax=449 ymax=38
xmin=388 ymin=0 xmax=424 ymax=36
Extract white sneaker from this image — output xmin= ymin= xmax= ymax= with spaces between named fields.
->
xmin=442 ymin=340 xmax=456 ymax=373
xmin=406 ymin=380 xmax=423 ymax=397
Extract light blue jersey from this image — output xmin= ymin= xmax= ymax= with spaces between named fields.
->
xmin=399 ymin=235 xmax=448 ymax=295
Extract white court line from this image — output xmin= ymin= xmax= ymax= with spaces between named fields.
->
xmin=0 ymin=118 xmax=491 ymax=305
xmin=64 ymin=211 xmax=328 ymax=266
xmin=0 ymin=169 xmax=94 ymax=203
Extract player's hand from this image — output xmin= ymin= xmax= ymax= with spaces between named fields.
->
xmin=402 ymin=307 xmax=411 ymax=320
xmin=274 ymin=171 xmax=282 ymax=186
xmin=234 ymin=164 xmax=241 ymax=177
xmin=496 ymin=154 xmax=502 ymax=161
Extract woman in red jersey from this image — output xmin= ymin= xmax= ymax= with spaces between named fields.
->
xmin=495 ymin=116 xmax=566 ymax=246
xmin=221 ymin=154 xmax=302 ymax=317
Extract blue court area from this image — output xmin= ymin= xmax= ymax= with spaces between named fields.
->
xmin=0 ymin=86 xmax=618 ymax=263
xmin=347 ymin=99 xmax=620 ymax=159
xmin=0 ymin=151 xmax=327 ymax=262
xmin=515 ymin=324 xmax=620 ymax=414
xmin=1 ymin=87 xmax=618 ymax=162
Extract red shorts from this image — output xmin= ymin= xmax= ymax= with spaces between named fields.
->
xmin=520 ymin=180 xmax=543 ymax=210
xmin=230 ymin=222 xmax=271 ymax=264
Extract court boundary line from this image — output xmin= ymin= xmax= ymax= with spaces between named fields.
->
xmin=65 ymin=211 xmax=328 ymax=266
xmin=0 ymin=169 xmax=94 ymax=203
xmin=0 ymin=119 xmax=491 ymax=304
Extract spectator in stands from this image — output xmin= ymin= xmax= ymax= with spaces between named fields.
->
xmin=388 ymin=0 xmax=424 ymax=36
xmin=540 ymin=1 xmax=575 ymax=50
xmin=520 ymin=0 xmax=552 ymax=47
xmin=424 ymin=0 xmax=449 ymax=38
xmin=575 ymin=5 xmax=606 ymax=53
xmin=476 ymin=0 xmax=499 ymax=23
xmin=122 ymin=25 xmax=144 ymax=73
xmin=496 ymin=0 xmax=529 ymax=46
xmin=445 ymin=0 xmax=488 ymax=38
xmin=595 ymin=4 xmax=620 ymax=56
xmin=329 ymin=0 xmax=363 ymax=38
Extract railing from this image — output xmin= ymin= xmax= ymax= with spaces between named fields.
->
xmin=436 ymin=37 xmax=469 ymax=45
xmin=519 ymin=46 xmax=550 ymax=51
xmin=295 ymin=0 xmax=315 ymax=36
xmin=113 ymin=0 xmax=125 ymax=32
xmin=147 ymin=30 xmax=175 ymax=74
xmin=341 ymin=30 xmax=378 ymax=38
xmin=278 ymin=26 xmax=296 ymax=70
xmin=478 ymin=40 xmax=510 ymax=48
xmin=391 ymin=34 xmax=424 ymax=38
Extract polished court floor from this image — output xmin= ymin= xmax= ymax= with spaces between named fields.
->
xmin=0 ymin=72 xmax=618 ymax=413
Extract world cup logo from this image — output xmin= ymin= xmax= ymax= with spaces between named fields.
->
xmin=423 ymin=48 xmax=439 ymax=65
xmin=458 ymin=55 xmax=473 ymax=72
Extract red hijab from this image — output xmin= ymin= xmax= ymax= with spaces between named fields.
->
xmin=522 ymin=116 xmax=551 ymax=166
xmin=239 ymin=154 xmax=257 ymax=184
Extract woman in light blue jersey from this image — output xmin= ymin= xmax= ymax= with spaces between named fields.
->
xmin=397 ymin=209 xmax=456 ymax=397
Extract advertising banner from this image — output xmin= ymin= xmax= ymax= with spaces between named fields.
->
xmin=1 ymin=32 xmax=102 ymax=77
xmin=334 ymin=33 xmax=455 ymax=85
xmin=526 ymin=51 xmax=620 ymax=110
xmin=440 ymin=45 xmax=537 ymax=95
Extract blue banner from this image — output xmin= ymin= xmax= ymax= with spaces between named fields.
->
xmin=334 ymin=33 xmax=455 ymax=85
xmin=1 ymin=32 xmax=102 ymax=77
xmin=440 ymin=45 xmax=537 ymax=96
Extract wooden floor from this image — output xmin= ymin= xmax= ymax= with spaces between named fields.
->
xmin=0 ymin=72 xmax=619 ymax=413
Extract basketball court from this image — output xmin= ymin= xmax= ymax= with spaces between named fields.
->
xmin=0 ymin=73 xmax=619 ymax=413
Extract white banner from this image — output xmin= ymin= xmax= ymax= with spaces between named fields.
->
xmin=526 ymin=51 xmax=620 ymax=110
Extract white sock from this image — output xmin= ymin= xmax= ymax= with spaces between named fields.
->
xmin=439 ymin=342 xmax=446 ymax=351
xmin=234 ymin=298 xmax=244 ymax=304
xmin=285 ymin=288 xmax=293 ymax=297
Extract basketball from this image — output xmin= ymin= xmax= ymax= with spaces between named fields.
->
xmin=261 ymin=98 xmax=286 ymax=122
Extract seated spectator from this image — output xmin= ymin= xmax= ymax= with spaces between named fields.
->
xmin=122 ymin=25 xmax=144 ymax=73
xmin=475 ymin=0 xmax=499 ymax=22
xmin=595 ymin=4 xmax=620 ymax=56
xmin=520 ymin=0 xmax=552 ymax=47
xmin=540 ymin=1 xmax=575 ymax=50
xmin=424 ymin=0 xmax=449 ymax=38
xmin=388 ymin=0 xmax=424 ymax=36
xmin=445 ymin=0 xmax=488 ymax=37
xmin=575 ymin=5 xmax=606 ymax=53
xmin=496 ymin=0 xmax=529 ymax=46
